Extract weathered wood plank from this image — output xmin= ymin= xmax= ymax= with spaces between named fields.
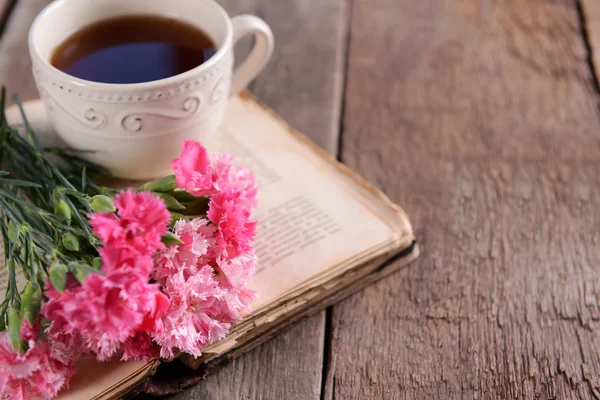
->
xmin=328 ymin=0 xmax=600 ymax=399
xmin=169 ymin=0 xmax=348 ymax=398
xmin=581 ymin=0 xmax=600 ymax=84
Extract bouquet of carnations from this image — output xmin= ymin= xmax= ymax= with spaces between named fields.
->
xmin=0 ymin=89 xmax=258 ymax=400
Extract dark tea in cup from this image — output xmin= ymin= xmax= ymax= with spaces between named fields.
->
xmin=50 ymin=15 xmax=217 ymax=84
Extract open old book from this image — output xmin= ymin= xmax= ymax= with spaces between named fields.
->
xmin=3 ymin=93 xmax=418 ymax=399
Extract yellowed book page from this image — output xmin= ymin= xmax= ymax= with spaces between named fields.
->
xmin=59 ymin=357 xmax=158 ymax=400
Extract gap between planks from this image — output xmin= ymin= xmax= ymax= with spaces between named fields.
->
xmin=0 ymin=0 xmax=18 ymax=41
xmin=576 ymin=0 xmax=600 ymax=93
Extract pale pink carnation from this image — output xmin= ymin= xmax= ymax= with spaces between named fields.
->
xmin=208 ymin=190 xmax=257 ymax=258
xmin=170 ymin=140 xmax=213 ymax=196
xmin=90 ymin=190 xmax=170 ymax=257
xmin=216 ymin=252 xmax=257 ymax=290
xmin=214 ymin=253 xmax=257 ymax=321
xmin=152 ymin=268 xmax=230 ymax=358
xmin=153 ymin=218 xmax=216 ymax=283
xmin=0 ymin=333 xmax=75 ymax=400
xmin=219 ymin=286 xmax=258 ymax=323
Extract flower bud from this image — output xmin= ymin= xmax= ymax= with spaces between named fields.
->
xmin=8 ymin=308 xmax=27 ymax=353
xmin=19 ymin=283 xmax=42 ymax=325
xmin=62 ymin=233 xmax=80 ymax=252
xmin=157 ymin=193 xmax=186 ymax=211
xmin=49 ymin=261 xmax=69 ymax=294
xmin=6 ymin=220 xmax=19 ymax=244
xmin=54 ymin=199 xmax=72 ymax=223
xmin=161 ymin=232 xmax=184 ymax=246
xmin=141 ymin=174 xmax=178 ymax=193
xmin=92 ymin=257 xmax=102 ymax=270
xmin=90 ymin=195 xmax=116 ymax=213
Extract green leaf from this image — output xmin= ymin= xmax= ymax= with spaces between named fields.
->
xmin=171 ymin=190 xmax=198 ymax=203
xmin=62 ymin=233 xmax=80 ymax=252
xmin=0 ymin=178 xmax=42 ymax=188
xmin=157 ymin=193 xmax=186 ymax=211
xmin=49 ymin=262 xmax=69 ymax=294
xmin=54 ymin=199 xmax=72 ymax=222
xmin=169 ymin=212 xmax=186 ymax=228
xmin=7 ymin=309 xmax=26 ymax=353
xmin=183 ymin=197 xmax=210 ymax=216
xmin=161 ymin=232 xmax=184 ymax=246
xmin=89 ymin=195 xmax=116 ymax=213
xmin=141 ymin=174 xmax=178 ymax=193
xmin=69 ymin=262 xmax=97 ymax=283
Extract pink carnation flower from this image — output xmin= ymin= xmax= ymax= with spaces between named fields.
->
xmin=20 ymin=320 xmax=39 ymax=342
xmin=152 ymin=268 xmax=230 ymax=358
xmin=90 ymin=190 xmax=170 ymax=258
xmin=171 ymin=141 xmax=258 ymax=208
xmin=170 ymin=140 xmax=213 ymax=196
xmin=43 ymin=271 xmax=168 ymax=361
xmin=208 ymin=190 xmax=257 ymax=258
xmin=121 ymin=332 xmax=156 ymax=361
xmin=0 ymin=333 xmax=75 ymax=400
xmin=214 ymin=254 xmax=257 ymax=321
xmin=153 ymin=218 xmax=216 ymax=283
xmin=216 ymin=252 xmax=257 ymax=290
xmin=211 ymin=153 xmax=258 ymax=208
xmin=99 ymin=246 xmax=155 ymax=278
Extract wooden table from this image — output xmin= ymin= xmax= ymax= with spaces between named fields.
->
xmin=2 ymin=1 xmax=600 ymax=398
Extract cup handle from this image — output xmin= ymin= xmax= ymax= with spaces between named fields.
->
xmin=230 ymin=15 xmax=274 ymax=97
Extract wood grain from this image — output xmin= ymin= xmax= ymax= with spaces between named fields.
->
xmin=327 ymin=0 xmax=600 ymax=399
xmin=166 ymin=0 xmax=349 ymax=398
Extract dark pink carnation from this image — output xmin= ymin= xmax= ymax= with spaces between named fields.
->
xmin=208 ymin=190 xmax=257 ymax=258
xmin=136 ymin=290 xmax=171 ymax=333
xmin=100 ymin=246 xmax=154 ymax=277
xmin=121 ymin=332 xmax=156 ymax=361
xmin=0 ymin=333 xmax=75 ymax=400
xmin=90 ymin=189 xmax=170 ymax=257
xmin=171 ymin=141 xmax=258 ymax=208
xmin=20 ymin=320 xmax=39 ymax=342
xmin=170 ymin=140 xmax=213 ymax=196
xmin=42 ymin=271 xmax=168 ymax=361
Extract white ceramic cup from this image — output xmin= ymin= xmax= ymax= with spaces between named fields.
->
xmin=29 ymin=0 xmax=274 ymax=179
